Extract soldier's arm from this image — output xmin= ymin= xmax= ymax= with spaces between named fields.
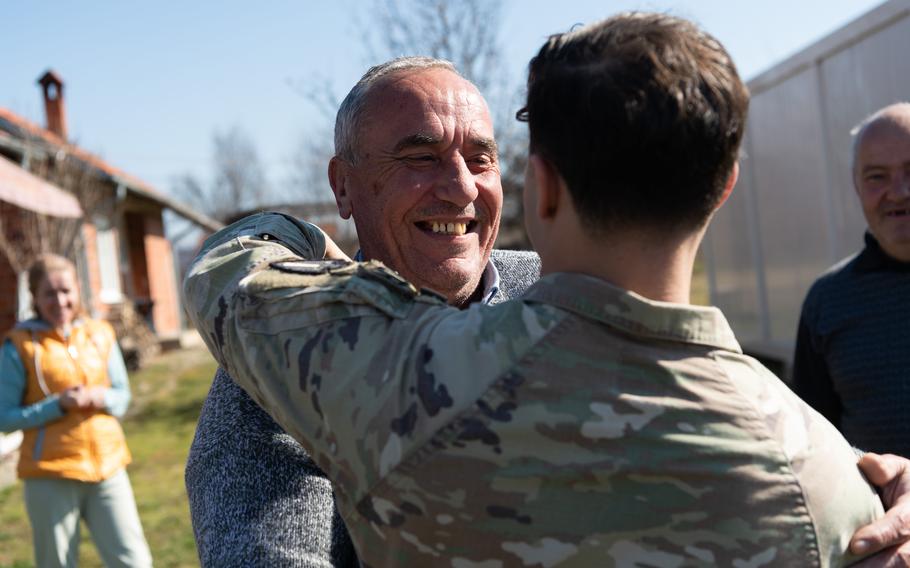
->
xmin=791 ymin=289 xmax=910 ymax=562
xmin=184 ymin=212 xmax=546 ymax=505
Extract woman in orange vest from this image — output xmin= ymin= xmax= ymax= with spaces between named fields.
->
xmin=0 ymin=254 xmax=151 ymax=567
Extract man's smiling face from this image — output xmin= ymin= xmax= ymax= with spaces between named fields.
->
xmin=331 ymin=68 xmax=502 ymax=305
xmin=854 ymin=106 xmax=910 ymax=262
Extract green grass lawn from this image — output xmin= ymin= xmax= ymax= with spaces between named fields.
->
xmin=0 ymin=346 xmax=216 ymax=568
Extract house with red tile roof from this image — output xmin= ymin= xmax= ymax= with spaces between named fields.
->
xmin=0 ymin=70 xmax=222 ymax=358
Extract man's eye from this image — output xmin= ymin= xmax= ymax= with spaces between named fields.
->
xmin=403 ymin=155 xmax=436 ymax=163
xmin=468 ymin=155 xmax=494 ymax=168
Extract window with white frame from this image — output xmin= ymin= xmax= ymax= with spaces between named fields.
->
xmin=94 ymin=216 xmax=123 ymax=303
xmin=17 ymin=270 xmax=33 ymax=322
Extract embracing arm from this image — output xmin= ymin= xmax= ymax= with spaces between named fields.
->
xmin=184 ymin=212 xmax=539 ymax=505
xmin=852 ymin=453 xmax=910 ymax=567
xmin=184 ymin=212 xmax=439 ymax=499
xmin=184 ymin=214 xmax=359 ymax=564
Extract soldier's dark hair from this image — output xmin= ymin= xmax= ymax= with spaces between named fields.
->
xmin=518 ymin=12 xmax=750 ymax=234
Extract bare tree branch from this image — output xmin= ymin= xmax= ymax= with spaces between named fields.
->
xmin=171 ymin=125 xmax=271 ymax=223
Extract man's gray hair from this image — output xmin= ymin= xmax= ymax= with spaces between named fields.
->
xmin=849 ymin=101 xmax=910 ymax=174
xmin=334 ymin=56 xmax=460 ymax=163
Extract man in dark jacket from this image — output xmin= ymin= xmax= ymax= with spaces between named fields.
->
xmin=794 ymin=103 xmax=910 ymax=458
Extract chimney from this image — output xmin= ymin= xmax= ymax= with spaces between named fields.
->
xmin=37 ymin=70 xmax=68 ymax=140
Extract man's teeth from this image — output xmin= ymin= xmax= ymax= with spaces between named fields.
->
xmin=431 ymin=222 xmax=467 ymax=235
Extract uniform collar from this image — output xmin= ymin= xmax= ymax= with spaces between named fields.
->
xmin=522 ymin=272 xmax=742 ymax=352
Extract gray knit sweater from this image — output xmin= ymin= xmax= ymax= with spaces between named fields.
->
xmin=185 ymin=250 xmax=541 ymax=566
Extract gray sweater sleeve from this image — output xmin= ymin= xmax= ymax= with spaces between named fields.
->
xmin=185 ymin=367 xmax=357 ymax=567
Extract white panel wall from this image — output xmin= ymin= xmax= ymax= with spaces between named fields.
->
xmin=705 ymin=0 xmax=910 ymax=364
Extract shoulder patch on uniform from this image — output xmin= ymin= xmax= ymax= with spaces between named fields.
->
xmin=271 ymin=259 xmax=352 ymax=275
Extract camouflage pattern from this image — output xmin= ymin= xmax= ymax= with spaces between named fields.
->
xmin=185 ymin=213 xmax=884 ymax=567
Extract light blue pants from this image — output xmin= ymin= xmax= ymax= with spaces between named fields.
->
xmin=23 ymin=469 xmax=152 ymax=568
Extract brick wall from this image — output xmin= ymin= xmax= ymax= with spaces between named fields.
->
xmin=0 ymin=203 xmax=26 ymax=333
xmin=80 ymin=222 xmax=110 ymax=319
xmin=142 ymin=213 xmax=180 ymax=337
xmin=0 ymin=253 xmax=18 ymax=334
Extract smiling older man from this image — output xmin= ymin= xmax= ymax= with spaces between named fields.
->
xmin=794 ymin=103 xmax=910 ymax=459
xmin=327 ymin=62 xmax=505 ymax=307
xmin=185 ymin=57 xmax=539 ymax=567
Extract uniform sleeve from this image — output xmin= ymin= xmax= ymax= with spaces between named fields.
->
xmin=103 ymin=342 xmax=131 ymax=418
xmin=791 ymin=290 xmax=843 ymax=427
xmin=0 ymin=339 xmax=65 ymax=432
xmin=184 ymin=212 xmax=552 ymax=506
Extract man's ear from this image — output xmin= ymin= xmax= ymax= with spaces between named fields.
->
xmin=328 ymin=157 xmax=353 ymax=219
xmin=529 ymin=154 xmax=561 ymax=222
xmin=714 ymin=161 xmax=739 ymax=211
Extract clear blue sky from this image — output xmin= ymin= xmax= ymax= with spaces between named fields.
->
xmin=1 ymin=1 xmax=886 ymax=217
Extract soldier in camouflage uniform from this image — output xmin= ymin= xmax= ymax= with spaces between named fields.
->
xmin=186 ymin=13 xmax=890 ymax=567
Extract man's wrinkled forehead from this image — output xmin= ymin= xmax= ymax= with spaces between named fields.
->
xmin=361 ymin=68 xmax=494 ymax=139
xmin=865 ymin=114 xmax=910 ymax=142
xmin=392 ymin=132 xmax=498 ymax=156
xmin=853 ymin=105 xmax=910 ymax=165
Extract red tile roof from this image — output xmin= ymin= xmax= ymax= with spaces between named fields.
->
xmin=0 ymin=108 xmax=222 ymax=231
xmin=0 ymin=155 xmax=83 ymax=218
xmin=0 ymin=107 xmax=158 ymax=195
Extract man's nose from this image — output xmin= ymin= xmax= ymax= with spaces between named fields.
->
xmin=433 ymin=158 xmax=479 ymax=207
xmin=888 ymin=172 xmax=910 ymax=199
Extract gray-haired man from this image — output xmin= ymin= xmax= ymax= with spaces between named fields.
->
xmin=185 ymin=57 xmax=539 ymax=566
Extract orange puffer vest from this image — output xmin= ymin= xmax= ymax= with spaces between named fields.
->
xmin=7 ymin=319 xmax=131 ymax=482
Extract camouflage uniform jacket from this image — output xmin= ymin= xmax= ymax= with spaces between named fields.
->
xmin=185 ymin=213 xmax=883 ymax=568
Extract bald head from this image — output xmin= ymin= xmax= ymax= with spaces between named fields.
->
xmin=334 ymin=57 xmax=462 ymax=164
xmin=851 ymin=102 xmax=910 ymax=176
xmin=850 ymin=102 xmax=910 ymax=262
